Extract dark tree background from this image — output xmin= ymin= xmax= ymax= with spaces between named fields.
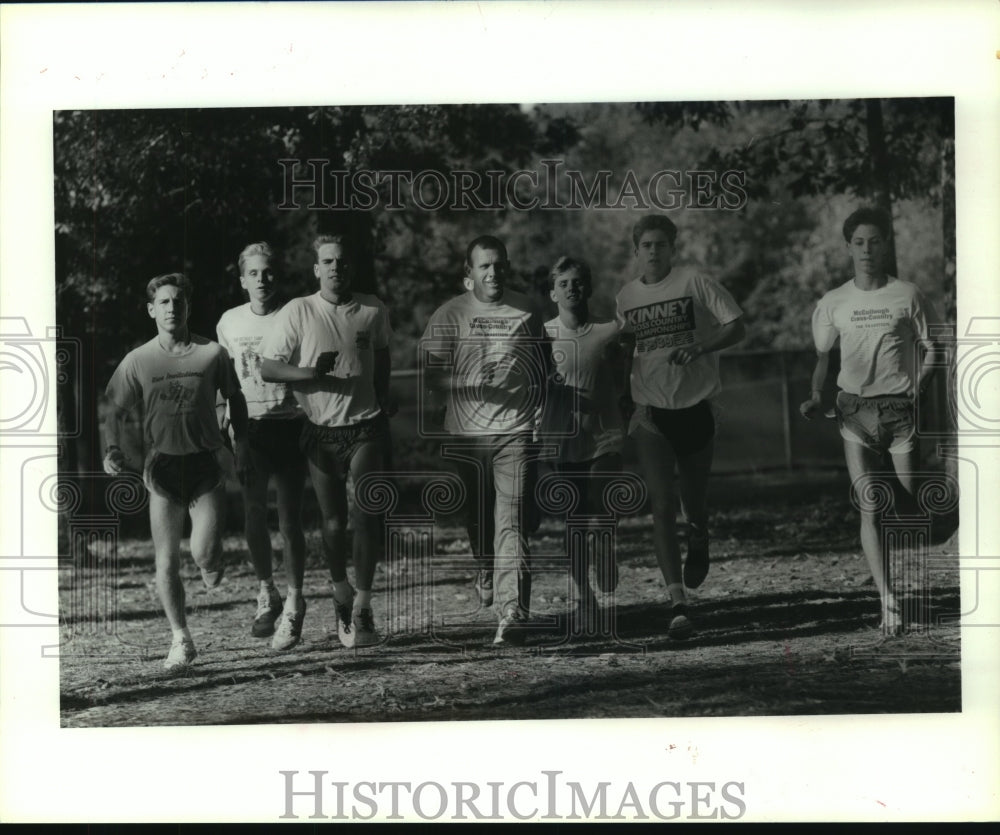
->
xmin=55 ymin=99 xmax=954 ymax=474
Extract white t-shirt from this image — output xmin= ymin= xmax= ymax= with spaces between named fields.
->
xmin=421 ymin=289 xmax=546 ymax=436
xmin=541 ymin=317 xmax=624 ymax=462
xmin=259 ymin=291 xmax=391 ymax=427
xmin=616 ymin=266 xmax=743 ymax=409
xmin=105 ymin=334 xmax=239 ymax=455
xmin=812 ymin=277 xmax=934 ymax=397
xmin=216 ymin=302 xmax=302 ymax=420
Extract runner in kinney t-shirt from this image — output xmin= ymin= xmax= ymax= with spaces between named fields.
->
xmin=616 ymin=215 xmax=745 ymax=641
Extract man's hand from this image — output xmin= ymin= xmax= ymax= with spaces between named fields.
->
xmin=314 ymin=350 xmax=339 ymax=378
xmin=799 ymin=396 xmax=822 ymax=420
xmin=667 ymin=344 xmax=704 ymax=366
xmin=102 ymin=445 xmax=130 ymax=475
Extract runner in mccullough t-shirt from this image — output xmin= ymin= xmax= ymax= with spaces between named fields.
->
xmin=103 ymin=272 xmax=249 ymax=672
xmin=616 ymin=215 xmax=745 ymax=640
xmin=800 ymin=208 xmax=941 ymax=635
xmin=217 ymin=242 xmax=308 ymax=651
xmin=260 ymin=234 xmax=393 ymax=651
xmin=421 ymin=235 xmax=548 ymax=647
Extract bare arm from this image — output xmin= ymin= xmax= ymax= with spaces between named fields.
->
xmin=420 ymin=345 xmax=451 ymax=429
xmin=101 ymin=403 xmax=131 ymax=474
xmin=669 ymin=317 xmax=746 ymax=366
xmin=260 ymin=353 xmax=338 ymax=384
xmin=916 ymin=338 xmax=940 ymax=394
xmin=799 ymin=351 xmax=830 ymax=419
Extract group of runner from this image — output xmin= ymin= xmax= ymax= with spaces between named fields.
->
xmin=101 ymin=209 xmax=939 ymax=670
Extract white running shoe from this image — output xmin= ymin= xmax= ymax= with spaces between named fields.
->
xmin=163 ymin=638 xmax=197 ymax=671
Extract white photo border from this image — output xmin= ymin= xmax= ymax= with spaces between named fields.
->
xmin=1 ymin=0 xmax=998 ymax=823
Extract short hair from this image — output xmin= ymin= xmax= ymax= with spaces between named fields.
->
xmin=465 ymin=235 xmax=508 ymax=267
xmin=312 ymin=234 xmax=350 ymax=263
xmin=842 ymin=208 xmax=891 ymax=242
xmin=238 ymin=242 xmax=273 ymax=274
xmin=632 ymin=215 xmax=678 ymax=248
xmin=549 ymin=255 xmax=592 ymax=290
xmin=146 ymin=272 xmax=191 ymax=302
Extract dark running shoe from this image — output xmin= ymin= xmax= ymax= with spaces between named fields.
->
xmin=352 ymin=607 xmax=379 ymax=647
xmin=493 ymin=609 xmax=528 ymax=647
xmin=252 ymin=586 xmax=284 ymax=638
xmin=683 ymin=524 xmax=710 ymax=589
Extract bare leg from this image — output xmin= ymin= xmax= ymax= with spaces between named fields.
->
xmin=677 ymin=439 xmax=714 ymax=588
xmin=677 ymin=439 xmax=714 ymax=530
xmin=241 ymin=465 xmax=274 ymax=582
xmin=634 ymin=426 xmax=682 ymax=593
xmin=890 ymin=446 xmax=920 ymax=514
xmin=273 ymin=461 xmax=308 ymax=596
xmin=308 ymin=459 xmax=350 ymax=585
xmin=188 ymin=484 xmax=227 ymax=579
xmin=148 ymin=492 xmax=188 ymax=631
xmin=348 ymin=440 xmax=384 ymax=594
xmin=843 ymin=440 xmax=899 ymax=624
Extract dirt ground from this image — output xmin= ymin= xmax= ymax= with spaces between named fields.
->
xmin=58 ymin=470 xmax=961 ymax=727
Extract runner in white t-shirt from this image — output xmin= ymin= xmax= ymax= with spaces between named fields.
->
xmin=103 ymin=273 xmax=250 ymax=671
xmin=800 ymin=208 xmax=940 ymax=635
xmin=217 ymin=242 xmax=308 ymax=650
xmin=541 ymin=256 xmax=625 ymax=635
xmin=260 ymin=234 xmax=393 ymax=650
xmin=421 ymin=235 xmax=548 ymax=646
xmin=616 ymin=215 xmax=745 ymax=639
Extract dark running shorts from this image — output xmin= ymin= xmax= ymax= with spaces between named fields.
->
xmin=835 ymin=391 xmax=915 ymax=455
xmin=555 ymin=453 xmax=624 ymax=518
xmin=247 ymin=416 xmax=307 ymax=475
xmin=301 ymin=415 xmax=387 ymax=476
xmin=144 ymin=449 xmax=224 ymax=506
xmin=642 ymin=400 xmax=716 ymax=456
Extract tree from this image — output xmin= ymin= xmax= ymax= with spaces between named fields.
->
xmin=54 ymin=104 xmax=578 ymax=472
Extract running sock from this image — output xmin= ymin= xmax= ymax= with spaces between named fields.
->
xmin=171 ymin=626 xmax=193 ymax=643
xmin=332 ymin=580 xmax=354 ymax=604
xmin=668 ymin=583 xmax=687 ymax=607
xmin=261 ymin=578 xmax=277 ymax=594
xmin=355 ymin=590 xmax=372 ymax=610
xmin=286 ymin=586 xmax=304 ymax=613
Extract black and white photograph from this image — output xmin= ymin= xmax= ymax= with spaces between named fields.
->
xmin=2 ymin=1 xmax=998 ymax=824
xmin=52 ymin=97 xmax=961 ymax=727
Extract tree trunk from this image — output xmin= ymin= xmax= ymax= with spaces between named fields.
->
xmin=939 ymin=101 xmax=958 ymax=492
xmin=940 ymin=102 xmax=957 ymax=324
xmin=864 ymin=99 xmax=899 ymax=275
